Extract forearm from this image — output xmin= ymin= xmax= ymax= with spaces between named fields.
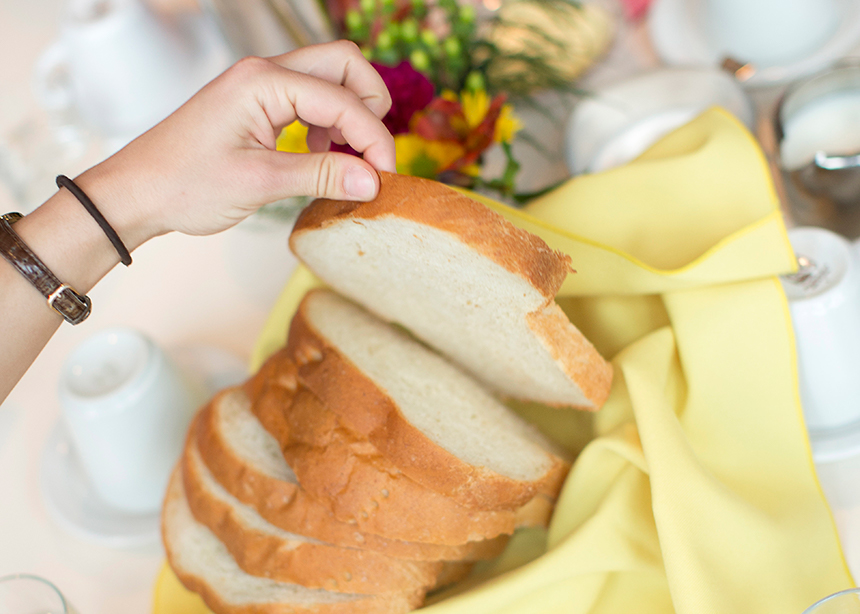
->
xmin=0 ymin=42 xmax=396 ymax=403
xmin=0 ymin=164 xmax=143 ymax=402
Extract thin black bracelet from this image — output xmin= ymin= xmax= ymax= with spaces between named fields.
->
xmin=56 ymin=174 xmax=132 ymax=266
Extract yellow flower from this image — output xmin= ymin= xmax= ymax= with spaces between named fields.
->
xmin=460 ymin=89 xmax=491 ymax=129
xmin=395 ymin=134 xmax=465 ymax=178
xmin=494 ymin=104 xmax=522 ymax=143
xmin=460 ymin=163 xmax=482 ymax=177
xmin=276 ymin=121 xmax=310 ymax=153
xmin=441 ymin=90 xmax=459 ymax=103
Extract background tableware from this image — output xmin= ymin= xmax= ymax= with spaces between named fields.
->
xmin=704 ymin=0 xmax=838 ymax=68
xmin=0 ymin=113 xmax=101 ymax=214
xmin=44 ymin=342 xmax=246 ymax=546
xmin=39 ymin=419 xmax=164 ymax=548
xmin=809 ymin=420 xmax=860 ymax=578
xmin=33 ymin=0 xmax=231 ymax=152
xmin=648 ymin=0 xmax=860 ymax=87
xmin=803 ymin=587 xmax=860 ymax=613
xmin=0 ymin=574 xmax=77 ymax=614
xmin=781 ymin=227 xmax=860 ymax=432
xmin=58 ymin=327 xmax=202 ymax=513
xmin=776 ymin=61 xmax=860 ymax=238
xmin=564 ymin=66 xmax=754 ymax=175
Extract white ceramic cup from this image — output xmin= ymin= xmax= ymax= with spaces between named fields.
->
xmin=703 ymin=0 xmax=838 ymax=68
xmin=58 ymin=327 xmax=201 ymax=513
xmin=782 ymin=227 xmax=860 ymax=432
xmin=34 ymin=0 xmax=206 ymax=147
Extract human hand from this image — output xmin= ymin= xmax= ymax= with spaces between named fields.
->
xmin=76 ymin=41 xmax=395 ymax=248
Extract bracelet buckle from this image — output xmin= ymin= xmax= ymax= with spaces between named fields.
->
xmin=47 ymin=284 xmax=92 ymax=325
xmin=0 ymin=212 xmax=93 ymax=325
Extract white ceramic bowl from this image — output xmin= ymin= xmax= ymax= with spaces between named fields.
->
xmin=564 ymin=67 xmax=754 ymax=175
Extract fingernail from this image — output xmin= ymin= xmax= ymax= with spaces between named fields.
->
xmin=344 ymin=167 xmax=376 ymax=200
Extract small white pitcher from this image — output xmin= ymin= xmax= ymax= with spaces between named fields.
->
xmin=34 ymin=0 xmax=230 ymax=149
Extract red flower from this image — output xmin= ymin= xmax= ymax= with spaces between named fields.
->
xmin=411 ymin=93 xmax=507 ymax=171
xmin=374 ymin=61 xmax=436 ymax=135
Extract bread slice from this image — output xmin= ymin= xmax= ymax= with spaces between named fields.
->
xmin=286 ymin=289 xmax=571 ymax=511
xmin=162 ymin=468 xmax=423 ymax=614
xmin=280 ymin=385 xmax=554 ymax=544
xmin=245 ymin=352 xmax=554 ymax=535
xmin=289 ymin=171 xmax=612 ymax=410
xmin=182 ymin=422 xmax=459 ymax=595
xmin=196 ymin=387 xmax=509 ymax=561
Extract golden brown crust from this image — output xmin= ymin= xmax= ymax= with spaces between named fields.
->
xmin=290 ymin=172 xmax=614 ymax=411
xmin=527 ymin=304 xmax=614 ymax=410
xmin=291 ymin=173 xmax=572 ymax=301
xmin=162 ymin=469 xmax=423 ymax=614
xmin=197 ymin=388 xmax=509 ymax=562
xmin=181 ymin=428 xmax=445 ymax=595
xmin=280 ymin=388 xmax=523 ymax=545
xmin=285 ymin=293 xmax=571 ymax=511
xmin=280 ymin=388 xmax=554 ymax=536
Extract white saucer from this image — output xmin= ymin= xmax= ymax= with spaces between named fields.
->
xmin=809 ymin=419 xmax=860 ymax=464
xmin=40 ymin=421 xmax=162 ymax=548
xmin=648 ymin=0 xmax=860 ymax=88
xmin=40 ymin=344 xmax=248 ymax=548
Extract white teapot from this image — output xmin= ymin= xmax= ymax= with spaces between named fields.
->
xmin=34 ymin=0 xmax=232 ymax=150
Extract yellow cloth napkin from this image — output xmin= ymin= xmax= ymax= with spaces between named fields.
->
xmin=153 ymin=108 xmax=853 ymax=614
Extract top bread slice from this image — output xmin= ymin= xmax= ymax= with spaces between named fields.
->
xmin=196 ymin=386 xmax=509 ymax=562
xmin=286 ymin=289 xmax=570 ymax=511
xmin=289 ymin=171 xmax=612 ymax=410
xmin=162 ymin=467 xmax=423 ymax=614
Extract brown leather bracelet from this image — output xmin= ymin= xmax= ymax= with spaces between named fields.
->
xmin=0 ymin=212 xmax=92 ymax=325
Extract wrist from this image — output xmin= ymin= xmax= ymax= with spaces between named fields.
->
xmin=73 ymin=156 xmax=165 ymax=252
xmin=12 ymin=187 xmax=121 ymax=295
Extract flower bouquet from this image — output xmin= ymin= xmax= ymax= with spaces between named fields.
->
xmin=272 ymin=0 xmax=614 ymax=212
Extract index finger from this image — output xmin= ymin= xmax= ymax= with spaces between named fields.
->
xmin=255 ymin=67 xmax=395 ymax=172
xmin=268 ymin=41 xmax=392 ymax=120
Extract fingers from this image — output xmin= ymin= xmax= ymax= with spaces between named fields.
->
xmin=269 ymin=41 xmax=392 ymax=120
xmin=255 ymin=66 xmax=396 ymax=173
xmin=222 ymin=57 xmax=395 ymax=173
xmin=256 ymin=149 xmax=382 ymax=202
xmin=306 ymin=125 xmax=332 ymax=153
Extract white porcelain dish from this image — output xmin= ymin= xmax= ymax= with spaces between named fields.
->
xmin=41 ymin=343 xmax=247 ymax=547
xmin=40 ymin=421 xmax=162 ymax=548
xmin=564 ymin=67 xmax=754 ymax=175
xmin=648 ymin=0 xmax=860 ymax=88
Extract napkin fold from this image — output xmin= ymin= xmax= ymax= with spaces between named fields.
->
xmin=155 ymin=108 xmax=853 ymax=614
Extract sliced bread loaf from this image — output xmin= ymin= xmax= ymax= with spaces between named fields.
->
xmin=182 ymin=421 xmax=457 ymax=595
xmin=289 ymin=171 xmax=612 ymax=410
xmin=162 ymin=468 xmax=423 ymax=614
xmin=286 ymin=289 xmax=571 ymax=511
xmin=279 ymin=388 xmax=542 ymax=544
xmin=196 ymin=387 xmax=509 ymax=561
xmin=280 ymin=385 xmax=554 ymax=543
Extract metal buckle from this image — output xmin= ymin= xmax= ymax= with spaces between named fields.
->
xmin=0 ymin=212 xmax=23 ymax=225
xmin=47 ymin=284 xmax=91 ymax=325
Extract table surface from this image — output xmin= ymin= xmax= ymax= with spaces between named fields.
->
xmin=1 ymin=1 xmax=859 ymax=613
xmin=0 ymin=3 xmax=299 ymax=611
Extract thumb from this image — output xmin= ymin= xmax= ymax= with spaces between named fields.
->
xmin=263 ymin=150 xmax=382 ymax=202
